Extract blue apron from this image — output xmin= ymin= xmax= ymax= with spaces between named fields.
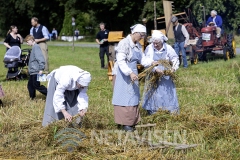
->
xmin=112 ymin=47 xmax=142 ymax=106
xmin=142 ymin=43 xmax=179 ymax=113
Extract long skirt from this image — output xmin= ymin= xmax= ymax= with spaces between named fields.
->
xmin=42 ymin=73 xmax=80 ymax=127
xmin=114 ymin=105 xmax=140 ymax=126
xmin=142 ymin=76 xmax=179 ymax=114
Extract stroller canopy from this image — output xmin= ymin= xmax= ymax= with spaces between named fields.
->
xmin=4 ymin=46 xmax=21 ymax=62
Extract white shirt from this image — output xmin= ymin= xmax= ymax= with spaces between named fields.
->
xmin=116 ymin=35 xmax=152 ymax=76
xmin=143 ymin=43 xmax=179 ymax=71
xmin=48 ymin=66 xmax=89 ymax=113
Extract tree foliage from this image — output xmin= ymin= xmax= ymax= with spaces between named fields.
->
xmin=0 ymin=0 xmax=240 ymax=38
xmin=188 ymin=0 xmax=240 ymax=31
xmin=0 ymin=0 xmax=64 ymax=37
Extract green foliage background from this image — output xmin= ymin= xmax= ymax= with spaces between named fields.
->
xmin=0 ymin=0 xmax=240 ymax=37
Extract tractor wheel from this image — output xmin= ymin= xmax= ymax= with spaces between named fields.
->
xmin=223 ymin=46 xmax=230 ymax=61
xmin=227 ymin=34 xmax=233 ymax=46
xmin=226 ymin=34 xmax=235 ymax=58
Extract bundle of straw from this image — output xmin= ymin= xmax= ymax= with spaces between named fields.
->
xmin=138 ymin=59 xmax=178 ymax=96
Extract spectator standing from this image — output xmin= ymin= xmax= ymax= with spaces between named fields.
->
xmin=171 ymin=16 xmax=189 ymax=68
xmin=75 ymin=29 xmax=80 ymax=39
xmin=3 ymin=25 xmax=23 ymax=50
xmin=30 ymin=17 xmax=49 ymax=73
xmin=95 ymin=23 xmax=109 ymax=69
xmin=52 ymin=28 xmax=58 ymax=40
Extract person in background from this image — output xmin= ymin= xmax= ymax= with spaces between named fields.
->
xmin=206 ymin=10 xmax=223 ymax=38
xmin=75 ymin=29 xmax=80 ymax=39
xmin=30 ymin=17 xmax=49 ymax=73
xmin=96 ymin=23 xmax=109 ymax=69
xmin=3 ymin=25 xmax=23 ymax=50
xmin=112 ymin=24 xmax=154 ymax=132
xmin=52 ymin=28 xmax=58 ymax=40
xmin=42 ymin=65 xmax=91 ymax=127
xmin=142 ymin=30 xmax=179 ymax=115
xmin=25 ymin=35 xmax=47 ymax=100
xmin=171 ymin=16 xmax=189 ymax=68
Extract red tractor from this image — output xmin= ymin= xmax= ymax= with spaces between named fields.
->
xmin=191 ymin=25 xmax=236 ymax=63
xmin=168 ymin=8 xmax=236 ymax=65
xmin=182 ymin=7 xmax=236 ymax=64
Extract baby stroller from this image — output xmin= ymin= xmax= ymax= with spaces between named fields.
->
xmin=3 ymin=46 xmax=31 ymax=80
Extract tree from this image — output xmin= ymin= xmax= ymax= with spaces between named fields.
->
xmin=0 ymin=0 xmax=64 ymax=37
xmin=188 ymin=0 xmax=240 ymax=31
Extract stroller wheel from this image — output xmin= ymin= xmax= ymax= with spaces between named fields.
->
xmin=0 ymin=100 xmax=3 ymax=107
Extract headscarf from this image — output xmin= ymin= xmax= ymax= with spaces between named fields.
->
xmin=151 ymin=30 xmax=168 ymax=43
xmin=130 ymin=24 xmax=146 ymax=34
xmin=211 ymin=10 xmax=217 ymax=15
xmin=77 ymin=71 xmax=91 ymax=87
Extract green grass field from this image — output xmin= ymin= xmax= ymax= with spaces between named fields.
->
xmin=0 ymin=44 xmax=239 ymax=159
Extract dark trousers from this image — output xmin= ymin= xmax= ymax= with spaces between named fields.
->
xmin=28 ymin=74 xmax=47 ymax=99
xmin=99 ymin=46 xmax=109 ymax=68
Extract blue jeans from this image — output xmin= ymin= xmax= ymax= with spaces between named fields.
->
xmin=174 ymin=42 xmax=188 ymax=68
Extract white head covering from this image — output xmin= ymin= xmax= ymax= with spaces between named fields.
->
xmin=130 ymin=24 xmax=146 ymax=34
xmin=151 ymin=30 xmax=168 ymax=43
xmin=211 ymin=10 xmax=217 ymax=15
xmin=76 ymin=71 xmax=91 ymax=87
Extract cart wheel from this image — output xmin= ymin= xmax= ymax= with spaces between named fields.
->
xmin=223 ymin=46 xmax=230 ymax=61
xmin=232 ymin=39 xmax=236 ymax=57
xmin=193 ymin=54 xmax=198 ymax=64
xmin=191 ymin=50 xmax=198 ymax=65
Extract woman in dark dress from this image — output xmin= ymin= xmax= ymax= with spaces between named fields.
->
xmin=3 ymin=25 xmax=23 ymax=50
xmin=4 ymin=25 xmax=23 ymax=73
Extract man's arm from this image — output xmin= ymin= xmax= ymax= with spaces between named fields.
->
xmin=95 ymin=32 xmax=101 ymax=44
xmin=96 ymin=39 xmax=100 ymax=44
xmin=206 ymin=17 xmax=211 ymax=26
xmin=217 ymin=16 xmax=223 ymax=28
xmin=35 ymin=26 xmax=49 ymax=43
xmin=182 ymin=25 xmax=189 ymax=47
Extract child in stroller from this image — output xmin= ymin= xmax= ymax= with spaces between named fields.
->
xmin=3 ymin=46 xmax=31 ymax=80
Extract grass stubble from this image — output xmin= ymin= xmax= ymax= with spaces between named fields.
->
xmin=0 ymin=45 xmax=239 ymax=159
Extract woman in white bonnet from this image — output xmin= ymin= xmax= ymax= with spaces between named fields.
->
xmin=112 ymin=24 xmax=153 ymax=132
xmin=42 ymin=65 xmax=91 ymax=126
xmin=142 ymin=30 xmax=180 ymax=115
